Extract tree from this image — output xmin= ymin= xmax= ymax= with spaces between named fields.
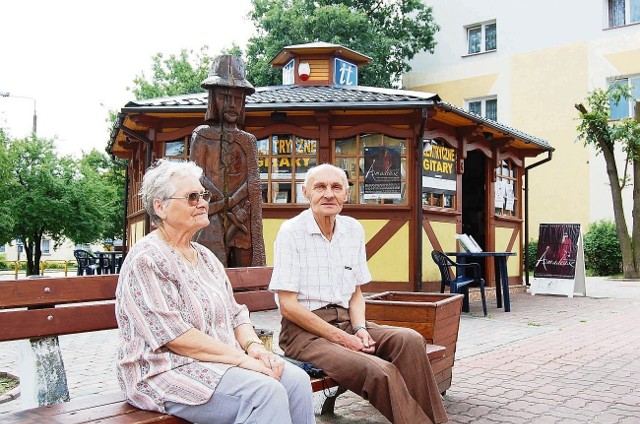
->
xmin=0 ymin=135 xmax=119 ymax=275
xmin=245 ymin=0 xmax=439 ymax=88
xmin=129 ymin=45 xmax=243 ymax=99
xmin=575 ymin=85 xmax=640 ymax=278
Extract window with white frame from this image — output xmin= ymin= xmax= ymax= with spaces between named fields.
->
xmin=607 ymin=0 xmax=640 ymax=27
xmin=41 ymin=239 xmax=51 ymax=254
xmin=466 ymin=97 xmax=498 ymax=121
xmin=0 ymin=244 xmax=5 ymax=253
xmin=466 ymin=21 xmax=496 ymax=54
xmin=609 ymin=76 xmax=640 ymax=119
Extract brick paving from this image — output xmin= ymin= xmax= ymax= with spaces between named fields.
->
xmin=1 ymin=277 xmax=639 ymax=423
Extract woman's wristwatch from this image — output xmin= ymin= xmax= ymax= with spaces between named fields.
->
xmin=243 ymin=339 xmax=264 ymax=353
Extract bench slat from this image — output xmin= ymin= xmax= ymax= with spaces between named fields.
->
xmin=0 ymin=275 xmax=118 ymax=309
xmin=225 ymin=266 xmax=274 ymax=290
xmin=0 ymin=303 xmax=117 ymax=342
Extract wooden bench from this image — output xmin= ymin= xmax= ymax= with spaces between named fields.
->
xmin=0 ymin=268 xmax=445 ymax=423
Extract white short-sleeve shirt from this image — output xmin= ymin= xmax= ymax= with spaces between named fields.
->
xmin=269 ymin=208 xmax=372 ymax=311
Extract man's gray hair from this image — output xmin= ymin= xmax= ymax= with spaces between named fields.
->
xmin=303 ymin=163 xmax=348 ymax=188
xmin=140 ymin=159 xmax=204 ymax=226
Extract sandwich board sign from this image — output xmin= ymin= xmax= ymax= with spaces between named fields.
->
xmin=530 ymin=223 xmax=586 ymax=297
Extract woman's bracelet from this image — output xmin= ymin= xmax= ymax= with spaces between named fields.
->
xmin=352 ymin=325 xmax=367 ymax=335
xmin=243 ymin=338 xmax=264 ymax=353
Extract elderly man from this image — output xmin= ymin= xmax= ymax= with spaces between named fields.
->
xmin=269 ymin=163 xmax=448 ymax=424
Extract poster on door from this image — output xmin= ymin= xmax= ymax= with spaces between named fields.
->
xmin=530 ymin=223 xmax=586 ymax=297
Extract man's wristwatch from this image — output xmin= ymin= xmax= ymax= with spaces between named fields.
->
xmin=352 ymin=325 xmax=367 ymax=335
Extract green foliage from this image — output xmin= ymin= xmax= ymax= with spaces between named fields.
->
xmin=129 ymin=46 xmax=214 ymax=100
xmin=0 ymin=135 xmax=123 ymax=275
xmin=523 ymin=239 xmax=538 ymax=273
xmin=583 ymin=220 xmax=623 ymax=276
xmin=576 ymin=85 xmax=640 ymax=164
xmin=246 ymin=0 xmax=439 ymax=88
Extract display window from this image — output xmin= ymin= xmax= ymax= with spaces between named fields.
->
xmin=258 ymin=134 xmax=318 ymax=204
xmin=334 ymin=133 xmax=407 ymax=205
xmin=421 ymin=140 xmax=456 ymax=209
xmin=494 ymin=160 xmax=518 ymax=217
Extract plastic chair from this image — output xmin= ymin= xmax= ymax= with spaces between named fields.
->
xmin=73 ymin=250 xmax=101 ymax=276
xmin=431 ymin=250 xmax=487 ymax=316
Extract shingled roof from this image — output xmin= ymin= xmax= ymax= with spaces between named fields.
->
xmin=121 ymin=84 xmax=442 ymax=113
xmin=112 ymin=84 xmax=552 ymax=152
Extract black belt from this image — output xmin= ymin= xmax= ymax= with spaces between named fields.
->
xmin=317 ymin=303 xmax=342 ymax=310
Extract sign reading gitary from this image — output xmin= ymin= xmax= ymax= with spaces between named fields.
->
xmin=422 ymin=141 xmax=456 ymax=196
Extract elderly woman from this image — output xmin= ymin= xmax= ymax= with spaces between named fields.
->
xmin=115 ymin=159 xmax=314 ymax=424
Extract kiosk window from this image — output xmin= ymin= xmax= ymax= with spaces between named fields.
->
xmin=334 ymin=134 xmax=407 ymax=205
xmin=421 ymin=140 xmax=456 ymax=209
xmin=164 ymin=137 xmax=189 ymax=161
xmin=494 ymin=160 xmax=518 ymax=217
xmin=258 ymin=135 xmax=318 ymax=204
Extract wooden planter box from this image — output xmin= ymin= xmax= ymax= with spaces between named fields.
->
xmin=365 ymin=291 xmax=464 ymax=394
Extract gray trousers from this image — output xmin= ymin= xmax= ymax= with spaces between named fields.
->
xmin=164 ymin=361 xmax=314 ymax=424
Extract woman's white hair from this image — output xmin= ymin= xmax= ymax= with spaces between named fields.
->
xmin=140 ymin=159 xmax=204 ymax=226
xmin=303 ymin=163 xmax=348 ymax=188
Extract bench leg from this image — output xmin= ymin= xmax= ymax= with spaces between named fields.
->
xmin=319 ymin=386 xmax=347 ymax=415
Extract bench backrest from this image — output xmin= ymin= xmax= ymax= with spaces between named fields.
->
xmin=0 ymin=267 xmax=275 ymax=343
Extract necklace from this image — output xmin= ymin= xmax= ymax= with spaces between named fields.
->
xmin=158 ymin=227 xmax=198 ymax=267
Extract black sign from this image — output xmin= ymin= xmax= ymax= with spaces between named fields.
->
xmin=363 ymin=147 xmax=401 ymax=200
xmin=534 ymin=223 xmax=581 ymax=279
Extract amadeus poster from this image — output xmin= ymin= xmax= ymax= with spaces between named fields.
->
xmin=363 ymin=147 xmax=401 ymax=200
xmin=533 ymin=223 xmax=581 ymax=279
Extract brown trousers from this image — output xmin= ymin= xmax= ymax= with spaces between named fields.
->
xmin=279 ymin=306 xmax=448 ymax=424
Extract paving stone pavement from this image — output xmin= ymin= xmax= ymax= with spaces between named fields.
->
xmin=1 ymin=277 xmax=639 ymax=423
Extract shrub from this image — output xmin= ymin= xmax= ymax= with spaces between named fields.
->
xmin=583 ymin=220 xmax=623 ymax=276
xmin=523 ymin=239 xmax=538 ymax=273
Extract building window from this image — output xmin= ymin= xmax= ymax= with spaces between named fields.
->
xmin=467 ymin=97 xmax=498 ymax=121
xmin=334 ymin=134 xmax=407 ymax=205
xmin=608 ymin=0 xmax=640 ymax=27
xmin=164 ymin=137 xmax=189 ymax=161
xmin=495 ymin=160 xmax=518 ymax=217
xmin=466 ymin=21 xmax=497 ymax=54
xmin=0 ymin=244 xmax=5 ymax=253
xmin=41 ymin=239 xmax=51 ymax=254
xmin=258 ymin=134 xmax=318 ymax=204
xmin=609 ymin=76 xmax=640 ymax=119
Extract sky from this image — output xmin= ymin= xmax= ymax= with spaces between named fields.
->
xmin=0 ymin=0 xmax=255 ymax=157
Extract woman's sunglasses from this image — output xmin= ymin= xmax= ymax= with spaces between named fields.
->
xmin=167 ymin=191 xmax=212 ymax=206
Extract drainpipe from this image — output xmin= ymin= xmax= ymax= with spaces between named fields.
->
xmin=416 ymin=108 xmax=429 ymax=292
xmin=524 ymin=150 xmax=553 ymax=285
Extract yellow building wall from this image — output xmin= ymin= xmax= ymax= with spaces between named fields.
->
xmin=262 ymin=219 xmax=287 ymax=265
xmin=412 ymin=74 xmax=499 ymax=107
xmin=422 ymin=221 xmax=458 ymax=281
xmin=495 ymin=227 xmax=520 ymax=277
xmin=363 ymin=220 xmax=410 ymax=283
xmin=512 ymin=44 xmax=591 ymax=240
xmin=605 ymin=49 xmax=640 ymax=74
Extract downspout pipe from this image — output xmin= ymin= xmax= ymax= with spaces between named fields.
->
xmin=524 ymin=150 xmax=553 ymax=285
xmin=416 ymin=107 xmax=429 ymax=292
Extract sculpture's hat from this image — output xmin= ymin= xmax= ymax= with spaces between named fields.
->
xmin=201 ymin=55 xmax=255 ymax=94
